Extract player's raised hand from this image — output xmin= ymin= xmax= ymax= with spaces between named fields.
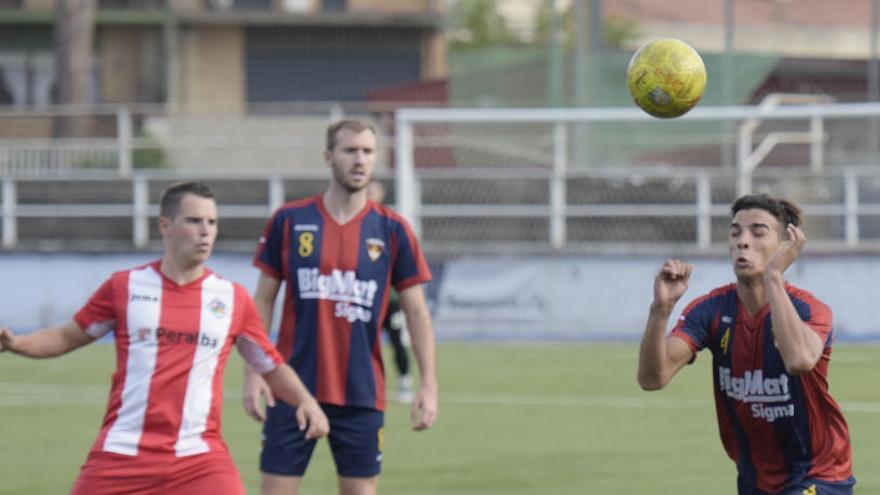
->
xmin=296 ymin=398 xmax=329 ymax=440
xmin=766 ymin=223 xmax=806 ymax=277
xmin=653 ymin=259 xmax=694 ymax=311
xmin=410 ymin=384 xmax=437 ymax=431
xmin=243 ymin=369 xmax=275 ymax=422
xmin=0 ymin=327 xmax=15 ymax=353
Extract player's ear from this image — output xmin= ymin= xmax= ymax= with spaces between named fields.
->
xmin=158 ymin=215 xmax=171 ymax=236
xmin=780 ymin=223 xmax=791 ymax=240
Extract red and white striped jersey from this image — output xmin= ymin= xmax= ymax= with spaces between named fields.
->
xmin=73 ymin=261 xmax=282 ymax=459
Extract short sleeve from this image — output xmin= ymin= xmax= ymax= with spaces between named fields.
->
xmin=792 ymin=293 xmax=833 ymax=347
xmin=235 ymin=293 xmax=283 ymax=375
xmin=253 ymin=209 xmax=287 ymax=279
xmin=73 ymin=278 xmax=117 ymax=338
xmin=669 ymin=296 xmax=717 ymax=355
xmin=391 ymin=218 xmax=432 ymax=291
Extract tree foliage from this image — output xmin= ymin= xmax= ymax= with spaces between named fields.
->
xmin=447 ymin=0 xmax=641 ymax=50
xmin=447 ymin=0 xmax=517 ymax=48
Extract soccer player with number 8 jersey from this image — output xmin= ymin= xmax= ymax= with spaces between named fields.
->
xmin=243 ymin=119 xmax=438 ymax=495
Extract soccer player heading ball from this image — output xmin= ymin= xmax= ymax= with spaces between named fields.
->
xmin=638 ymin=194 xmax=855 ymax=494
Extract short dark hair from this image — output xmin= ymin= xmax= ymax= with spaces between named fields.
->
xmin=731 ymin=193 xmax=802 ymax=228
xmin=159 ymin=181 xmax=214 ymax=219
xmin=326 ymin=119 xmax=376 ymax=151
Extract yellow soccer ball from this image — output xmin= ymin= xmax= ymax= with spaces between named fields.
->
xmin=626 ymin=38 xmax=707 ymax=118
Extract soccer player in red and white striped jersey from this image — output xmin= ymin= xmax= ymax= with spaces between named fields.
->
xmin=0 ymin=181 xmax=329 ymax=495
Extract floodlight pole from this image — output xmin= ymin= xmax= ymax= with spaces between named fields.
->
xmin=868 ymin=0 xmax=879 ymax=155
xmin=547 ymin=0 xmax=563 ymax=108
xmin=721 ymin=0 xmax=736 ymax=170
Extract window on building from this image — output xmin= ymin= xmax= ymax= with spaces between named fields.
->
xmin=323 ymin=0 xmax=346 ymax=12
xmin=0 ymin=50 xmax=57 ymax=107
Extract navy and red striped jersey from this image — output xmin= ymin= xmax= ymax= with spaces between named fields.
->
xmin=254 ymin=193 xmax=432 ymax=411
xmin=670 ymin=283 xmax=853 ymax=493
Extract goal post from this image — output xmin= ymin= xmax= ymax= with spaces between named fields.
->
xmin=393 ymin=102 xmax=880 ymax=254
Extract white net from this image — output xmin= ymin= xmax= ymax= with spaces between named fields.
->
xmin=395 ymin=104 xmax=880 ymax=255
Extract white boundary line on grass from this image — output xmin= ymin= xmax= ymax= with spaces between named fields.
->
xmin=442 ymin=392 xmax=708 ymax=409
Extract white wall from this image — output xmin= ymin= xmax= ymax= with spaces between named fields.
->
xmin=434 ymin=254 xmax=880 ymax=340
xmin=2 ymin=252 xmax=878 ymax=340
xmin=0 ymin=253 xmax=260 ymax=331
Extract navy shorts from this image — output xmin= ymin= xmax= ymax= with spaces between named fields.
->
xmin=737 ymin=474 xmax=856 ymax=495
xmin=260 ymin=402 xmax=384 ymax=478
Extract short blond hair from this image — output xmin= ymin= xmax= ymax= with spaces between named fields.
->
xmin=326 ymin=119 xmax=376 ymax=151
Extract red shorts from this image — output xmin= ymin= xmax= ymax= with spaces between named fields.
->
xmin=70 ymin=450 xmax=245 ymax=495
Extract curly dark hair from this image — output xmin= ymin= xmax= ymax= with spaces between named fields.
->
xmin=731 ymin=193 xmax=802 ymax=229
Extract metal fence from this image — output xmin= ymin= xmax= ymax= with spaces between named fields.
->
xmin=3 ymin=100 xmax=880 ymax=254
xmin=2 ymin=166 xmax=880 ymax=254
xmin=0 ymin=106 xmax=135 ymax=176
xmin=0 ymin=103 xmax=402 ymax=175
xmin=394 ymin=100 xmax=880 ymax=254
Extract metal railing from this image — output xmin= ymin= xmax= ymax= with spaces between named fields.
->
xmin=0 ymin=106 xmax=135 ymax=177
xmin=1 ymin=167 xmax=880 ymax=253
xmin=2 ymin=100 xmax=880 ymax=253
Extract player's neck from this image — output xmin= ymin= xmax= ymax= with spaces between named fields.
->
xmin=323 ymin=185 xmax=367 ymax=225
xmin=159 ymin=257 xmax=206 ymax=286
xmin=736 ymin=277 xmax=767 ymax=316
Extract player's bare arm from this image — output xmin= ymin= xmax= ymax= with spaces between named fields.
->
xmin=638 ymin=259 xmax=696 ymax=390
xmin=243 ymin=272 xmax=283 ymax=422
xmin=763 ymin=224 xmax=823 ymax=374
xmin=0 ymin=320 xmax=95 ymax=358
xmin=398 ymin=284 xmax=438 ymax=431
xmin=262 ymin=363 xmax=329 ymax=439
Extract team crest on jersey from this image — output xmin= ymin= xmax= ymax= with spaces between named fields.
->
xmin=366 ymin=238 xmax=385 ymax=261
xmin=207 ymin=298 xmax=227 ymax=318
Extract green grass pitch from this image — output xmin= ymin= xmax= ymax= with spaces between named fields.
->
xmin=1 ymin=342 xmax=877 ymax=494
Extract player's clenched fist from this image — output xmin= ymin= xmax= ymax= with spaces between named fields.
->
xmin=0 ymin=327 xmax=15 ymax=353
xmin=653 ymin=259 xmax=694 ymax=311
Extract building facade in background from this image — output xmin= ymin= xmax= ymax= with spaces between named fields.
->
xmin=0 ymin=0 xmax=447 ymax=116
